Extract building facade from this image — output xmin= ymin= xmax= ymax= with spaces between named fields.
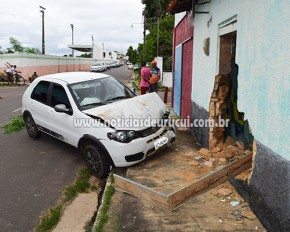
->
xmin=169 ymin=0 xmax=290 ymax=231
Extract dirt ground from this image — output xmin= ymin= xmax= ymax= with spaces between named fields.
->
xmin=104 ymin=129 xmax=266 ymax=231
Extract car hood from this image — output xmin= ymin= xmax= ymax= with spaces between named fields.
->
xmin=83 ymin=93 xmax=166 ymax=130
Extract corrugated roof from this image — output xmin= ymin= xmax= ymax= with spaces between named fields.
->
xmin=168 ymin=0 xmax=192 ymax=14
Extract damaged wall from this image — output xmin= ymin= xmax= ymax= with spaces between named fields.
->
xmin=191 ymin=0 xmax=289 ymax=160
xmin=188 ymin=0 xmax=290 ymax=231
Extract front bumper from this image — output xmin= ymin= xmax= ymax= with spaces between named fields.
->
xmin=101 ymin=128 xmax=176 ymax=167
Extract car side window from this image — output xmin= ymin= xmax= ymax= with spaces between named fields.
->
xmin=50 ymin=84 xmax=71 ymax=109
xmin=31 ymin=81 xmax=50 ymax=104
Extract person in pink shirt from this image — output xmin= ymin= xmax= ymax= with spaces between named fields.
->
xmin=140 ymin=60 xmax=151 ymax=95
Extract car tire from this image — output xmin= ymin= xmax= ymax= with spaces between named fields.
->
xmin=84 ymin=143 xmax=111 ymax=179
xmin=24 ymin=114 xmax=42 ymax=138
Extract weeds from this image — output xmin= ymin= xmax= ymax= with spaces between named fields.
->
xmin=2 ymin=115 xmax=25 ymax=134
xmin=35 ymin=205 xmax=62 ymax=232
xmin=63 ymin=168 xmax=91 ymax=202
xmin=94 ymin=174 xmax=115 ymax=232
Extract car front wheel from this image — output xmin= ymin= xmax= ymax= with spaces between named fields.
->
xmin=84 ymin=143 xmax=111 ymax=179
xmin=24 ymin=114 xmax=42 ymax=138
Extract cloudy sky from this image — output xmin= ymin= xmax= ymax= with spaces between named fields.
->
xmin=0 ymin=0 xmax=145 ymax=56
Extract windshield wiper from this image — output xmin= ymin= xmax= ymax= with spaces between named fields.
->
xmin=105 ymin=96 xmax=131 ymax=102
xmin=82 ymin=102 xmax=107 ymax=108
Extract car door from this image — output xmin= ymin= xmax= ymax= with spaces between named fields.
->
xmin=28 ymin=80 xmax=51 ymax=131
xmin=47 ymin=82 xmax=79 ymax=146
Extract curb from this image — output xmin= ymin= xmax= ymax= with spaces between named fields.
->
xmin=92 ymin=173 xmax=114 ymax=231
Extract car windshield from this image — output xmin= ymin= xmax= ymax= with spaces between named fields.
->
xmin=69 ymin=76 xmax=135 ymax=110
xmin=93 ymin=63 xmax=101 ymax=66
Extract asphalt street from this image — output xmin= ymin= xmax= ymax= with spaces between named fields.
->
xmin=0 ymin=66 xmax=133 ymax=231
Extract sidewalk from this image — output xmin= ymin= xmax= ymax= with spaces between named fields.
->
xmin=93 ymin=75 xmax=265 ymax=231
xmin=100 ymin=129 xmax=266 ymax=231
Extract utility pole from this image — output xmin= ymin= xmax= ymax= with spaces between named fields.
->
xmin=143 ymin=10 xmax=146 ymax=61
xmin=40 ymin=6 xmax=46 ymax=55
xmin=91 ymin=35 xmax=94 ymax=58
xmin=91 ymin=35 xmax=94 ymax=45
xmin=157 ymin=18 xmax=160 ymax=57
xmin=70 ymin=24 xmax=74 ymax=57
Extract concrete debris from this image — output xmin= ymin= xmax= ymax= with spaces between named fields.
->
xmin=182 ymin=151 xmax=195 ymax=158
xmin=224 ymin=136 xmax=237 ymax=147
xmin=204 ymin=161 xmax=214 ymax=167
xmin=217 ymin=188 xmax=233 ymax=196
xmin=196 ymin=136 xmax=247 ymax=169
xmin=188 ymin=160 xmax=200 ymax=167
xmin=198 ymin=148 xmax=211 ymax=157
xmin=230 ymin=201 xmax=240 ymax=207
xmin=228 ymin=210 xmax=243 ymax=221
xmin=236 ymin=140 xmax=245 ymax=148
xmin=242 ymin=210 xmax=257 ymax=221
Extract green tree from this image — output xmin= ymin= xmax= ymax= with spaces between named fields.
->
xmin=25 ymin=47 xmax=41 ymax=54
xmin=5 ymin=37 xmax=40 ymax=54
xmin=142 ymin=0 xmax=171 ymax=18
xmin=9 ymin=37 xmax=24 ymax=52
xmin=126 ymin=46 xmax=138 ymax=64
xmin=78 ymin=53 xmax=92 ymax=58
xmin=143 ymin=14 xmax=174 ymax=61
xmin=127 ymin=1 xmax=173 ymax=65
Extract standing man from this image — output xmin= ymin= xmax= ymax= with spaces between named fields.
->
xmin=149 ymin=60 xmax=161 ymax=93
xmin=140 ymin=61 xmax=150 ymax=95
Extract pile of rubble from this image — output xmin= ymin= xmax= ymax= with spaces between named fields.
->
xmin=211 ymin=183 xmax=260 ymax=225
xmin=187 ymin=136 xmax=250 ymax=169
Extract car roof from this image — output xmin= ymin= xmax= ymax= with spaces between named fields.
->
xmin=37 ymin=72 xmax=110 ymax=84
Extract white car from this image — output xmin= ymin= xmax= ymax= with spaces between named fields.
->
xmin=22 ymin=72 xmax=176 ymax=178
xmin=91 ymin=63 xmax=104 ymax=72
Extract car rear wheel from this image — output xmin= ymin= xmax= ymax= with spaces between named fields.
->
xmin=84 ymin=143 xmax=111 ymax=179
xmin=24 ymin=114 xmax=42 ymax=138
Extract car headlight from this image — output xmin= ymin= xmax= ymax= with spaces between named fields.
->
xmin=107 ymin=130 xmax=135 ymax=143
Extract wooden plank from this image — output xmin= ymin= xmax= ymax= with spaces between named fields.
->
xmin=167 ymin=152 xmax=252 ymax=210
xmin=113 ymin=174 xmax=170 ymax=209
xmin=113 ymin=152 xmax=252 ymax=211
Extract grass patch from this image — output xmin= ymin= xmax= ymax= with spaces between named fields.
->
xmin=0 ymin=83 xmax=12 ymax=87
xmin=132 ymin=73 xmax=141 ymax=91
xmin=2 ymin=115 xmax=25 ymax=134
xmin=94 ymin=174 xmax=115 ymax=232
xmin=63 ymin=168 xmax=91 ymax=202
xmin=35 ymin=168 xmax=91 ymax=232
xmin=35 ymin=205 xmax=62 ymax=232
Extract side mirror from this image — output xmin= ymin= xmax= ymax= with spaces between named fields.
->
xmin=55 ymin=104 xmax=72 ymax=115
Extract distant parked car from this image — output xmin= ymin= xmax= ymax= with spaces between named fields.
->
xmin=91 ymin=63 xmax=104 ymax=72
xmin=102 ymin=63 xmax=108 ymax=71
xmin=22 ymin=72 xmax=176 ymax=178
xmin=133 ymin=64 xmax=139 ymax=70
xmin=127 ymin=64 xmax=133 ymax=70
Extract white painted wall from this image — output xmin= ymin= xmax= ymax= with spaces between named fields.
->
xmin=174 ymin=12 xmax=186 ymax=27
xmin=0 ymin=53 xmax=96 ymax=67
xmin=162 ymin=72 xmax=173 ymax=88
xmin=191 ymin=0 xmax=290 ymax=159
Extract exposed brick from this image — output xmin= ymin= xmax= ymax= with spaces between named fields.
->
xmin=218 ymin=85 xmax=229 ymax=100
